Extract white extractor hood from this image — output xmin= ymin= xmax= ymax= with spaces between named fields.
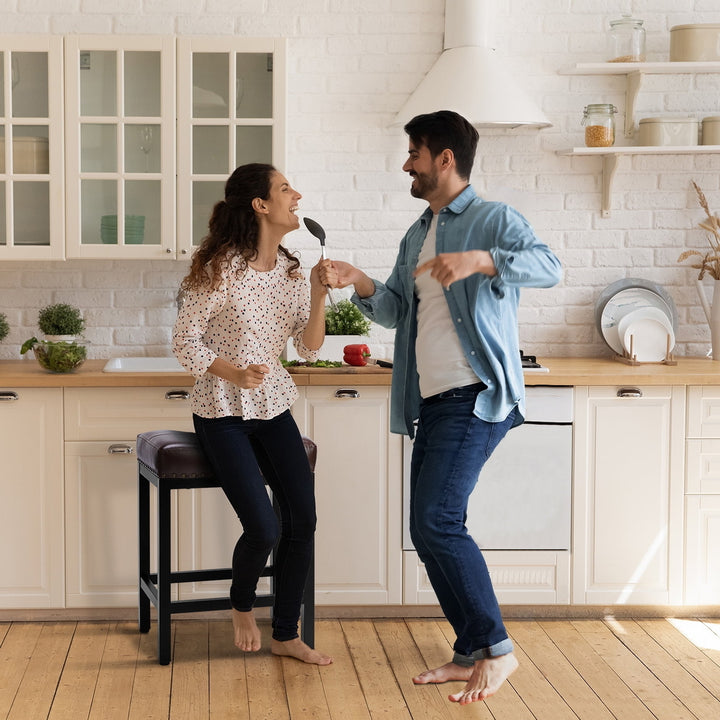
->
xmin=392 ymin=0 xmax=551 ymax=129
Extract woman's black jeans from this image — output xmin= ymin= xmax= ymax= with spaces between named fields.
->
xmin=192 ymin=409 xmax=316 ymax=642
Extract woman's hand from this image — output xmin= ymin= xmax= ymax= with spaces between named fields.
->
xmin=237 ymin=363 xmax=270 ymax=389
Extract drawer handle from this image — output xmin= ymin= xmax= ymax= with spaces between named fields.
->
xmin=0 ymin=391 xmax=19 ymax=401
xmin=108 ymin=444 xmax=135 ymax=454
xmin=617 ymin=387 xmax=643 ymax=398
xmin=335 ymin=388 xmax=360 ymax=399
xmin=165 ymin=390 xmax=190 ymax=400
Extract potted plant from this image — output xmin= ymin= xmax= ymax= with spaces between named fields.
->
xmin=284 ymin=298 xmax=373 ymax=362
xmin=21 ymin=303 xmax=87 ymax=373
xmin=0 ymin=312 xmax=9 ymax=344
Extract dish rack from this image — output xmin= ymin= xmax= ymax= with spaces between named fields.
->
xmin=614 ymin=333 xmax=677 ymax=365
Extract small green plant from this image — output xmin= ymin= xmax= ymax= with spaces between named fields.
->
xmin=0 ymin=312 xmax=9 ymax=343
xmin=324 ymin=299 xmax=371 ymax=335
xmin=37 ymin=303 xmax=85 ymax=336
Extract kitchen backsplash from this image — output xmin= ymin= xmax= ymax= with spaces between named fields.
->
xmin=2 ymin=1 xmax=720 ymax=361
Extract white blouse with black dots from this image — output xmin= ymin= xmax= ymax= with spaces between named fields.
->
xmin=172 ymin=252 xmax=319 ymax=420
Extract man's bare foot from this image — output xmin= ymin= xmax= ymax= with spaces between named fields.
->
xmin=448 ymin=652 xmax=518 ymax=705
xmin=232 ymin=608 xmax=261 ymax=652
xmin=412 ymin=662 xmax=473 ymax=685
xmin=271 ymin=637 xmax=333 ymax=666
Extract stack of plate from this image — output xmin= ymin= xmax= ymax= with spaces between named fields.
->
xmin=100 ymin=215 xmax=145 ymax=245
xmin=595 ymin=279 xmax=677 ymax=362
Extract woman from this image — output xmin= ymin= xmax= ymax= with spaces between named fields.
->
xmin=173 ymin=163 xmax=332 ymax=665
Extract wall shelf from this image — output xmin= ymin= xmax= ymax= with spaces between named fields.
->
xmin=556 ymin=146 xmax=720 ymax=218
xmin=560 ymin=62 xmax=720 ymax=136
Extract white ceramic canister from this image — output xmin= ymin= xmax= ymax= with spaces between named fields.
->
xmin=670 ymin=24 xmax=720 ymax=62
xmin=637 ymin=117 xmax=699 ymax=146
xmin=701 ymin=117 xmax=720 ymax=146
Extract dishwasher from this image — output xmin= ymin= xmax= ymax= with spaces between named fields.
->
xmin=402 ymin=385 xmax=573 ymax=551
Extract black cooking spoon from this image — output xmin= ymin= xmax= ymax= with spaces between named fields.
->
xmin=304 ymin=217 xmax=338 ymax=309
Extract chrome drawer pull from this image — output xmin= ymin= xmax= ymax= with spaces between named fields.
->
xmin=108 ymin=444 xmax=135 ymax=454
xmin=335 ymin=388 xmax=360 ymax=399
xmin=0 ymin=391 xmax=19 ymax=401
xmin=165 ymin=390 xmax=190 ymax=400
xmin=617 ymin=387 xmax=642 ymax=398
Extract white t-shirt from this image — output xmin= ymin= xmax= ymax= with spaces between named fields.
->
xmin=414 ymin=214 xmax=479 ymax=398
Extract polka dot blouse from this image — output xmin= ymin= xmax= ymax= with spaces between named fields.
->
xmin=172 ymin=252 xmax=319 ymax=420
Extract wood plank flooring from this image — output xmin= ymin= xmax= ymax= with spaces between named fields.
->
xmin=1 ymin=617 xmax=719 ymax=719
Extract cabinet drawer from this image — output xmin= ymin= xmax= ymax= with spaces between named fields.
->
xmin=687 ymin=386 xmax=720 ymax=438
xmin=65 ymin=387 xmax=194 ymax=441
xmin=686 ymin=439 xmax=720 ymax=494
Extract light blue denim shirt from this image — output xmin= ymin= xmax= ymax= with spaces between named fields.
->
xmin=352 ymin=185 xmax=562 ymax=437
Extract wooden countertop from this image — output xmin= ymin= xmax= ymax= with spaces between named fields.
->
xmin=2 ymin=356 xmax=720 ymax=388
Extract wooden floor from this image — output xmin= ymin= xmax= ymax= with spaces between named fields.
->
xmin=1 ymin=617 xmax=720 ymax=719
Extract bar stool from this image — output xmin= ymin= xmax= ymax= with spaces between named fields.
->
xmin=136 ymin=429 xmax=316 ymax=665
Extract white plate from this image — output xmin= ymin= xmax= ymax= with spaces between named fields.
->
xmin=596 ymin=281 xmax=677 ymax=355
xmin=621 ymin=308 xmax=676 ymax=362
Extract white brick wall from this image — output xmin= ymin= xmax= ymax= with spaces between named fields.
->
xmin=2 ymin=1 xmax=720 ymax=361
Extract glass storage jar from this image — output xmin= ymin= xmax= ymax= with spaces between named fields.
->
xmin=608 ymin=15 xmax=646 ymax=62
xmin=582 ymin=104 xmax=617 ymax=147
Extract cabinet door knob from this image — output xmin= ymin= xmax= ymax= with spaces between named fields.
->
xmin=335 ymin=388 xmax=360 ymax=399
xmin=108 ymin=444 xmax=135 ymax=454
xmin=617 ymin=387 xmax=643 ymax=398
xmin=0 ymin=391 xmax=19 ymax=402
xmin=165 ymin=390 xmax=190 ymax=400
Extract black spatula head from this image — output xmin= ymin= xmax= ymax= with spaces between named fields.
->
xmin=303 ymin=216 xmax=326 ymax=245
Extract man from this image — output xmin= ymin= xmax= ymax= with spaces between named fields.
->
xmin=326 ymin=110 xmax=562 ymax=705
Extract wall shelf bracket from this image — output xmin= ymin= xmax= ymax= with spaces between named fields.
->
xmin=624 ymin=71 xmax=642 ymax=137
xmin=601 ymin=154 xmax=619 ymax=218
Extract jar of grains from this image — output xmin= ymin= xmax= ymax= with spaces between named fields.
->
xmin=608 ymin=15 xmax=646 ymax=62
xmin=583 ymin=104 xmax=617 ymax=147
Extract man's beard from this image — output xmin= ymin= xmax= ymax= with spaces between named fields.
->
xmin=410 ymin=170 xmax=438 ymax=200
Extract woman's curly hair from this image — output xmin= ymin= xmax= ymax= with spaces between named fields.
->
xmin=181 ymin=163 xmax=301 ymax=292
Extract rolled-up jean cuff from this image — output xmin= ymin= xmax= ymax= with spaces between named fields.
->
xmin=452 ymin=638 xmax=514 ymax=666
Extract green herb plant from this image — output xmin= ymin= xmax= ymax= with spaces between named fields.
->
xmin=324 ymin=299 xmax=371 ymax=336
xmin=0 ymin=312 xmax=9 ymax=343
xmin=37 ymin=303 xmax=86 ymax=336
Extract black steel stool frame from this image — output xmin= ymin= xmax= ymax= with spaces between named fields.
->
xmin=138 ymin=459 xmax=315 ymax=665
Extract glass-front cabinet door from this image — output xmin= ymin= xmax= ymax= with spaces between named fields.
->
xmin=176 ymin=37 xmax=286 ymax=257
xmin=0 ymin=36 xmax=64 ymax=260
xmin=64 ymin=36 xmax=176 ymax=259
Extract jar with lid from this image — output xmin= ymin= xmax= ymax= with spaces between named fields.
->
xmin=582 ymin=104 xmax=617 ymax=147
xmin=608 ymin=14 xmax=646 ymax=62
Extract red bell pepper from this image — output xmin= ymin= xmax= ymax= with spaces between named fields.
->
xmin=343 ymin=343 xmax=370 ymax=366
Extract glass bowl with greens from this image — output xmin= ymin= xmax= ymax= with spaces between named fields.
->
xmin=21 ymin=337 xmax=87 ymax=373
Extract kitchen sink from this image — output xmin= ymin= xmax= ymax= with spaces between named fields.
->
xmin=102 ymin=357 xmax=186 ymax=373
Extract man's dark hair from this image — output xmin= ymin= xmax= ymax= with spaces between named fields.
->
xmin=404 ymin=110 xmax=479 ymax=181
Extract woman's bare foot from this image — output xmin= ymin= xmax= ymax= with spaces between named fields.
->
xmin=271 ymin=637 xmax=333 ymax=666
xmin=448 ymin=652 xmax=519 ymax=705
xmin=232 ymin=609 xmax=262 ymax=652
xmin=412 ymin=662 xmax=473 ymax=685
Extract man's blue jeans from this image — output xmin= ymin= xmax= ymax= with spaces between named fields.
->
xmin=409 ymin=383 xmax=517 ymax=665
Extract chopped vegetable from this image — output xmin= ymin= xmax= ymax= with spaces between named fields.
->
xmin=281 ymin=359 xmax=343 ymax=368
xmin=343 ymin=343 xmax=370 ymax=366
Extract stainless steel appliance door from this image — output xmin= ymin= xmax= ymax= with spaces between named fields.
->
xmin=402 ymin=421 xmax=572 ymax=551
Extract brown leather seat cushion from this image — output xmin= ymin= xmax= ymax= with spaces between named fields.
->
xmin=137 ymin=429 xmax=317 ymax=478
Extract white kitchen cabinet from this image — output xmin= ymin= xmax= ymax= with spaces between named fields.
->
xmin=177 ymin=37 xmax=287 ymax=255
xmin=64 ymin=36 xmax=177 ymax=259
xmin=403 ymin=550 xmax=571 ymax=605
xmin=63 ymin=387 xmax=193 ymax=607
xmin=0 ymin=36 xmax=64 ymax=260
xmin=572 ymin=385 xmax=685 ymax=605
xmin=0 ymin=388 xmax=64 ymax=608
xmin=684 ymin=386 xmax=720 ymax=604
xmin=291 ymin=385 xmax=403 ymax=605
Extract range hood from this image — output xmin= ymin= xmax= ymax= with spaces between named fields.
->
xmin=392 ymin=0 xmax=551 ymax=129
